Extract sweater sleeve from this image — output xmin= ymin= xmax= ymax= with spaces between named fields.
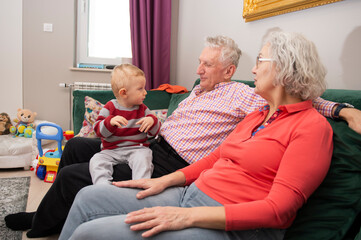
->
xmin=224 ymin=118 xmax=333 ymax=230
xmin=144 ymin=106 xmax=161 ymax=136
xmin=93 ymin=101 xmax=118 ymax=138
xmin=179 ymin=146 xmax=221 ymax=185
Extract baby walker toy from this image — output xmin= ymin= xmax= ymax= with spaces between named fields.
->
xmin=36 ymin=123 xmax=64 ymax=183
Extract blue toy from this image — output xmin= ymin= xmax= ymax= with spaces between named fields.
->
xmin=36 ymin=123 xmax=63 ymax=183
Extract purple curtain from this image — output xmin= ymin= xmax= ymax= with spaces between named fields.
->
xmin=129 ymin=0 xmax=172 ymax=90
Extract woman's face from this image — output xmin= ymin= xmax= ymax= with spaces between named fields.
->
xmin=252 ymin=44 xmax=277 ymax=100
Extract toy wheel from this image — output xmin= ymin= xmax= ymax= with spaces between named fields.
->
xmin=36 ymin=165 xmax=46 ymax=180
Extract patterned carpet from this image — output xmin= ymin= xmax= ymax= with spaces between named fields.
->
xmin=0 ymin=177 xmax=30 ymax=240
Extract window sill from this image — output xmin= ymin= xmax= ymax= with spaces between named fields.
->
xmin=70 ymin=67 xmax=112 ymax=73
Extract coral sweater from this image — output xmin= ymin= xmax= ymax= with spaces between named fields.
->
xmin=180 ymin=100 xmax=333 ymax=231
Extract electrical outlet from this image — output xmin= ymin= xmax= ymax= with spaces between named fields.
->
xmin=43 ymin=23 xmax=53 ymax=32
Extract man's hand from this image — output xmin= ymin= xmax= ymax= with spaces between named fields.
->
xmin=110 ymin=116 xmax=128 ymax=128
xmin=136 ymin=116 xmax=154 ymax=133
xmin=339 ymin=108 xmax=361 ymax=135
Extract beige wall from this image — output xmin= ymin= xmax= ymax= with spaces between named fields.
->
xmin=0 ymin=0 xmax=22 ymax=117
xmin=2 ymin=0 xmax=361 ymax=131
xmin=175 ymin=0 xmax=361 ymax=90
xmin=22 ymin=0 xmax=111 ymax=130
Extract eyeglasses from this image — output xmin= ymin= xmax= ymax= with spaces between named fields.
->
xmin=256 ymin=56 xmax=273 ymax=68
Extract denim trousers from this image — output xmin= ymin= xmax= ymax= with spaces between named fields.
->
xmin=59 ymin=183 xmax=285 ymax=240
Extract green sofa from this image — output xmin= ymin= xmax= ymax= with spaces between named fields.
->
xmin=72 ymin=79 xmax=361 ymax=240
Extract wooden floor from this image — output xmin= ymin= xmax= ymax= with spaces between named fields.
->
xmin=0 ymin=168 xmax=59 ymax=240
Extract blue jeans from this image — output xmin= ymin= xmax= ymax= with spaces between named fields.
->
xmin=59 ymin=183 xmax=285 ymax=240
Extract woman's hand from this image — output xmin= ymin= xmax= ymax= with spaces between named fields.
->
xmin=125 ymin=206 xmax=193 ymax=237
xmin=113 ymin=171 xmax=186 ymax=199
xmin=125 ymin=206 xmax=226 ymax=238
xmin=113 ymin=178 xmax=169 ymax=199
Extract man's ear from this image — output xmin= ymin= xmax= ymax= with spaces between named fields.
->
xmin=118 ymin=88 xmax=127 ymax=98
xmin=225 ymin=65 xmax=236 ymax=78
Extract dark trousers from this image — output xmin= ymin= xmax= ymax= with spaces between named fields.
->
xmin=31 ymin=136 xmax=189 ymax=235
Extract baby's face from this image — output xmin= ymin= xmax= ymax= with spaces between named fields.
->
xmin=123 ymin=76 xmax=147 ymax=107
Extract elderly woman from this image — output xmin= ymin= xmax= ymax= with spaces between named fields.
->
xmin=59 ymin=31 xmax=333 ymax=240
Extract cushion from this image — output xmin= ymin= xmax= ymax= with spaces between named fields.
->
xmin=73 ymin=90 xmax=114 ymax=135
xmin=151 ymin=109 xmax=168 ymax=124
xmin=76 ymin=96 xmax=104 ymax=138
xmin=167 ymin=92 xmax=191 ymax=117
xmin=284 ymin=119 xmax=361 ymax=240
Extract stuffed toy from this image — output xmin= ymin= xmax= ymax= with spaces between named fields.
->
xmin=0 ymin=112 xmax=12 ymax=135
xmin=10 ymin=108 xmax=37 ymax=138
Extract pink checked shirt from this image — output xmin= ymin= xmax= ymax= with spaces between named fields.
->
xmin=160 ymin=81 xmax=335 ymax=164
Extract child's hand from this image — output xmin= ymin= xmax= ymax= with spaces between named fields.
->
xmin=136 ymin=117 xmax=154 ymax=133
xmin=110 ymin=116 xmax=128 ymax=128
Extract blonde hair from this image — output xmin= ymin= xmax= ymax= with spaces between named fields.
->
xmin=111 ymin=64 xmax=145 ymax=98
xmin=264 ymin=31 xmax=326 ymax=100
xmin=205 ymin=36 xmax=242 ymax=67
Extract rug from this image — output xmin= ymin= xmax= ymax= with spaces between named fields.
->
xmin=0 ymin=177 xmax=30 ymax=240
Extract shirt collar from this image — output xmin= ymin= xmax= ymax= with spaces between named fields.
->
xmin=194 ymin=81 xmax=234 ymax=95
xmin=259 ymin=100 xmax=313 ymax=113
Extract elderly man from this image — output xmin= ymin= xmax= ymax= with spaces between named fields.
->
xmin=6 ymin=35 xmax=361 ymax=238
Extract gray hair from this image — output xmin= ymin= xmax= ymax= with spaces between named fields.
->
xmin=264 ymin=31 xmax=327 ymax=100
xmin=205 ymin=36 xmax=242 ymax=68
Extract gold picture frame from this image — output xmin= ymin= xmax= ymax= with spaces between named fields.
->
xmin=243 ymin=0 xmax=343 ymax=22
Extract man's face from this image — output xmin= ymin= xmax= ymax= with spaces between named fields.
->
xmin=196 ymin=47 xmax=228 ymax=92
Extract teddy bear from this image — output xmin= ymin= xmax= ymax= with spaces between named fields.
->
xmin=10 ymin=108 xmax=37 ymax=138
xmin=0 ymin=112 xmax=12 ymax=135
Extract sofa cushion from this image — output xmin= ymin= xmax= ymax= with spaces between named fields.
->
xmin=73 ymin=90 xmax=114 ymax=135
xmin=151 ymin=109 xmax=168 ymax=124
xmin=167 ymin=92 xmax=191 ymax=117
xmin=76 ymin=96 xmax=104 ymax=138
xmin=284 ymin=119 xmax=361 ymax=240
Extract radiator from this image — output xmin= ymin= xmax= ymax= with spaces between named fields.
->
xmin=59 ymin=82 xmax=111 ymax=130
xmin=59 ymin=82 xmax=111 ymax=90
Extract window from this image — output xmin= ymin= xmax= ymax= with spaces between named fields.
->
xmin=77 ymin=0 xmax=132 ymax=67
